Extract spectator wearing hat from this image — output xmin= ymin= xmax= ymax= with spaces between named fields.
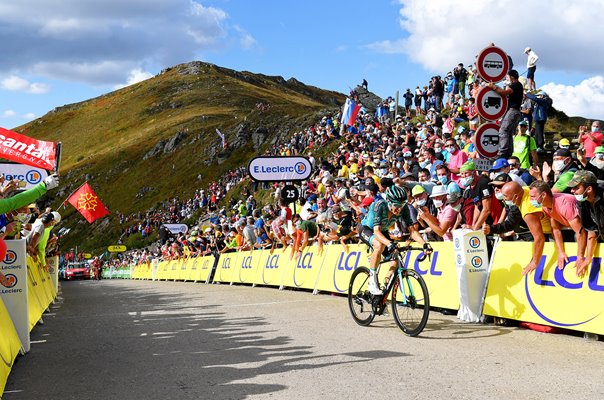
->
xmin=578 ymin=120 xmax=603 ymax=160
xmin=548 ymin=148 xmax=580 ymax=193
xmin=417 ymin=185 xmax=459 ymax=241
xmin=512 ymin=119 xmax=538 ymax=169
xmin=568 ymin=170 xmax=604 ymax=277
xmin=524 ymin=47 xmax=539 ymax=91
xmin=529 ymin=180 xmax=586 ymax=270
xmin=577 ymin=145 xmax=604 ymax=180
xmin=459 ymin=161 xmax=493 ymax=231
xmin=490 ymin=158 xmax=526 ymax=187
xmin=488 ymin=69 xmax=524 ymax=159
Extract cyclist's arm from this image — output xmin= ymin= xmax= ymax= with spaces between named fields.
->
xmin=407 ymin=223 xmax=426 ymax=246
xmin=372 ymin=225 xmax=392 ymax=247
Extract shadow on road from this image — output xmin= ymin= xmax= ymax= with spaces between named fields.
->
xmin=5 ymin=281 xmax=408 ymax=399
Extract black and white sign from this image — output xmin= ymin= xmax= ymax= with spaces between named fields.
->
xmin=248 ymin=156 xmax=312 ymax=182
xmin=476 ymin=86 xmax=508 ymax=121
xmin=474 ymin=123 xmax=501 ymax=159
xmin=280 ymin=185 xmax=299 ymax=204
xmin=476 ymin=46 xmax=510 ymax=83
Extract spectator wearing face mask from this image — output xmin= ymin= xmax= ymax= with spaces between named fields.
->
xmin=444 ymin=137 xmax=468 ymax=184
xmin=417 ymin=185 xmax=460 ymax=241
xmin=577 ymin=145 xmax=604 ymax=180
xmin=459 ymin=161 xmax=493 ymax=231
xmin=578 ymin=121 xmax=602 ymax=160
xmin=530 ymin=148 xmax=579 ymax=194
xmin=483 ymin=174 xmax=533 ymax=241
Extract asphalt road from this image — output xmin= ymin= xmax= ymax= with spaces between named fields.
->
xmin=3 ymin=279 xmax=603 ymax=400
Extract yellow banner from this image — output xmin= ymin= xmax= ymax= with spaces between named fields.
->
xmin=314 ymin=243 xmax=459 ymax=309
xmin=251 ymin=250 xmax=289 ymax=287
xmin=213 ymin=252 xmax=240 ymax=284
xmin=484 ymin=242 xmax=604 ymax=335
xmin=231 ymin=250 xmax=263 ymax=285
xmin=0 ymin=297 xmax=21 ymax=395
xmin=281 ymin=246 xmax=326 ymax=291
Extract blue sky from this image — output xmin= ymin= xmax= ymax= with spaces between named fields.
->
xmin=1 ymin=0 xmax=603 ymax=130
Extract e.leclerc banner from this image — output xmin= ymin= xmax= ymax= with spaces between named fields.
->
xmin=0 ymin=128 xmax=57 ymax=170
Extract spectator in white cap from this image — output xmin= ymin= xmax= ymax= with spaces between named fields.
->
xmin=524 ymin=47 xmax=539 ymax=91
xmin=417 ymin=184 xmax=460 ymax=241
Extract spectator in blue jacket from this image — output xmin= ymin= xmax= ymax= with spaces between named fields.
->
xmin=526 ymin=91 xmax=553 ymax=152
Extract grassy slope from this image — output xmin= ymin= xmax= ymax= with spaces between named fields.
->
xmin=11 ymin=62 xmax=344 ymax=252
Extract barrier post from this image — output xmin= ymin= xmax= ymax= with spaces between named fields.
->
xmin=0 ymin=240 xmax=30 ymax=352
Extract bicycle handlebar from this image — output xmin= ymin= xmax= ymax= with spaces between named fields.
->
xmin=396 ymin=245 xmax=431 ymax=262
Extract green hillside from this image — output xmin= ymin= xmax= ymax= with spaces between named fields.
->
xmin=11 ymin=62 xmax=345 ymax=252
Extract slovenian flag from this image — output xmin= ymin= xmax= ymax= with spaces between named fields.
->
xmin=340 ymin=98 xmax=361 ymax=126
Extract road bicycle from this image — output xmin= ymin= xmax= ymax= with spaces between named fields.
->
xmin=348 ymin=245 xmax=430 ymax=337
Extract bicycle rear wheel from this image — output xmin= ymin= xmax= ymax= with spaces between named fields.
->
xmin=348 ymin=266 xmax=375 ymax=326
xmin=391 ymin=269 xmax=429 ymax=336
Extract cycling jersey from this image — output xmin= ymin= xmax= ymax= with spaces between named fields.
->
xmin=361 ymin=199 xmax=416 ymax=233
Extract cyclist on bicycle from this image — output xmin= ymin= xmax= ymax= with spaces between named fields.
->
xmin=359 ymin=185 xmax=433 ymax=295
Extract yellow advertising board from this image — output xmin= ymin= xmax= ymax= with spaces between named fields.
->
xmin=231 ymin=250 xmax=263 ymax=285
xmin=314 ymin=243 xmax=459 ymax=309
xmin=0 ymin=297 xmax=21 ymax=395
xmin=281 ymin=246 xmax=327 ymax=291
xmin=484 ymin=242 xmax=604 ymax=335
xmin=177 ymin=258 xmax=189 ymax=281
xmin=213 ymin=252 xmax=240 ymax=284
xmin=250 ymin=250 xmax=289 ymax=287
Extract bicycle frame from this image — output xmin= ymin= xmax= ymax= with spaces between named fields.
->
xmin=373 ymin=250 xmax=419 ymax=312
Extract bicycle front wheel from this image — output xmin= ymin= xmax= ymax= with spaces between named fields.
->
xmin=391 ymin=269 xmax=429 ymax=337
xmin=348 ymin=266 xmax=375 ymax=326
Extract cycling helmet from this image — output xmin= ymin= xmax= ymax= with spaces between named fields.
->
xmin=385 ymin=185 xmax=407 ymax=206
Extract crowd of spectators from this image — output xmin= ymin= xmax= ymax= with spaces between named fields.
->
xmin=106 ymin=48 xmax=604 ymax=285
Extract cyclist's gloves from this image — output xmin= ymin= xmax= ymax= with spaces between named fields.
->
xmin=387 ymin=242 xmax=398 ymax=253
xmin=423 ymin=243 xmax=433 ymax=254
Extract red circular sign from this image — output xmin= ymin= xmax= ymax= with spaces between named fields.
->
xmin=475 ymin=86 xmax=508 ymax=121
xmin=476 ymin=46 xmax=509 ymax=82
xmin=474 ymin=123 xmax=501 ymax=159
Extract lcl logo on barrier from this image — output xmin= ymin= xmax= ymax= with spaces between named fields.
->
xmin=293 ymin=252 xmax=314 ymax=287
xmin=241 ymin=256 xmax=253 ymax=269
xmin=526 ymin=255 xmax=604 ymax=327
xmin=333 ymin=251 xmax=362 ymax=292
xmin=201 ymin=259 xmax=210 ymax=270
xmin=265 ymin=255 xmax=280 ymax=269
xmin=3 ymin=250 xmax=17 ymax=265
xmin=221 ymin=258 xmax=231 ymax=270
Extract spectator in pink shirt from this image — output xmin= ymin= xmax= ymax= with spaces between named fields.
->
xmin=578 ymin=120 xmax=602 ymax=159
xmin=444 ymin=137 xmax=468 ymax=184
xmin=417 ymin=184 xmax=461 ymax=241
xmin=529 ymin=181 xmax=586 ymax=271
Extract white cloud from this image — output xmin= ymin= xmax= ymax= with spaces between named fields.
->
xmin=368 ymin=0 xmax=604 ymax=75
xmin=542 ymin=76 xmax=604 ymax=120
xmin=22 ymin=112 xmax=36 ymax=120
xmin=114 ymin=68 xmax=154 ymax=89
xmin=2 ymin=110 xmax=16 ymax=118
xmin=1 ymin=75 xmax=49 ymax=94
xmin=0 ymin=0 xmax=253 ymax=85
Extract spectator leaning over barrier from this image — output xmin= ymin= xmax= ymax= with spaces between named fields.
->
xmin=488 ymin=69 xmax=523 ymax=159
xmin=577 ymin=145 xmax=604 ymax=180
xmin=567 ymin=170 xmax=604 ymax=277
xmin=529 ymin=180 xmax=586 ymax=270
xmin=483 ymin=174 xmax=533 ymax=241
xmin=500 ymin=181 xmax=552 ymax=275
xmin=459 ymin=161 xmax=492 ymax=231
xmin=25 ymin=211 xmax=61 ymax=261
xmin=291 ymin=214 xmax=321 ymax=259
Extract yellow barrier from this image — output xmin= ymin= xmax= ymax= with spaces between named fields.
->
xmin=250 ymin=250 xmax=289 ymax=287
xmin=484 ymin=242 xmax=604 ymax=335
xmin=0 ymin=297 xmax=21 ymax=395
xmin=281 ymin=246 xmax=326 ymax=291
xmin=213 ymin=252 xmax=240 ymax=284
xmin=230 ymin=250 xmax=263 ymax=285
